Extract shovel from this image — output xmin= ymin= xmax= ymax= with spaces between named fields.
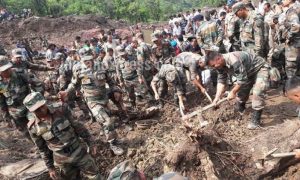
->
xmin=263 ymin=148 xmax=300 ymax=160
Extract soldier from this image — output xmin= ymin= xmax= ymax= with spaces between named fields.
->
xmin=11 ymin=48 xmax=54 ymax=93
xmin=151 ymin=64 xmax=187 ymax=110
xmin=151 ymin=32 xmax=175 ymax=66
xmin=102 ymin=48 xmax=117 ymax=84
xmin=233 ymin=2 xmax=266 ymax=58
xmin=23 ymin=92 xmax=102 ymax=179
xmin=0 ymin=56 xmax=38 ymax=139
xmin=282 ymin=0 xmax=300 ymax=79
xmin=224 ymin=0 xmax=241 ymax=52
xmin=206 ymin=51 xmax=270 ymax=129
xmin=116 ymin=46 xmax=143 ymax=108
xmin=65 ymin=49 xmax=92 ymax=121
xmin=286 ymin=75 xmax=300 ymax=118
xmin=59 ymin=55 xmax=124 ymax=155
xmin=196 ymin=11 xmax=225 ymax=53
xmin=174 ymin=52 xmax=208 ymax=96
xmin=11 ymin=48 xmax=54 ymax=74
xmin=135 ymin=33 xmax=156 ymax=100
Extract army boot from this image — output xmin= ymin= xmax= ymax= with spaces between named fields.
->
xmin=247 ymin=110 xmax=262 ymax=130
xmin=236 ymin=101 xmax=246 ymax=115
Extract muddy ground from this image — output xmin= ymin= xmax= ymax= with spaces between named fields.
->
xmin=1 ymin=16 xmax=300 ymax=179
xmin=0 ymin=82 xmax=299 ymax=179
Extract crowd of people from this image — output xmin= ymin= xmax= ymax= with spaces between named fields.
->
xmin=0 ymin=7 xmax=32 ymax=22
xmin=0 ymin=0 xmax=300 ymax=179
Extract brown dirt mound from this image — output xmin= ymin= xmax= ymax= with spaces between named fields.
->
xmin=0 ymin=15 xmax=129 ymax=49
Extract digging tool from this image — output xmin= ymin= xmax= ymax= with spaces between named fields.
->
xmin=182 ymin=97 xmax=228 ymax=120
xmin=160 ymin=98 xmax=179 ymax=107
xmin=204 ymin=91 xmax=213 ymax=103
xmin=263 ymin=148 xmax=300 ymax=160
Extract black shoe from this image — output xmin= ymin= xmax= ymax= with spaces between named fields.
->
xmin=247 ymin=110 xmax=262 ymax=130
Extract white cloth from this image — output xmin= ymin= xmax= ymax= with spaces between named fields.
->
xmin=173 ymin=25 xmax=182 ymax=36
xmin=258 ymin=1 xmax=267 ymax=15
xmin=201 ymin=69 xmax=211 ymax=85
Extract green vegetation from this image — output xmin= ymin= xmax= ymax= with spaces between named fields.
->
xmin=0 ymin=0 xmax=224 ymax=22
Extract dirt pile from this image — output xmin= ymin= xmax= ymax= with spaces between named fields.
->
xmin=0 ymin=15 xmax=129 ymax=50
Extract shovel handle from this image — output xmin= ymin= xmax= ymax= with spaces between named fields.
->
xmin=271 ymin=152 xmax=296 ymax=158
xmin=182 ymin=98 xmax=228 ymax=120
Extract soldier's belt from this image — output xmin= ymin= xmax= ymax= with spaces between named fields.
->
xmin=58 ymin=141 xmax=80 ymax=155
xmin=124 ymin=75 xmax=138 ymax=81
xmin=243 ymin=42 xmax=255 ymax=47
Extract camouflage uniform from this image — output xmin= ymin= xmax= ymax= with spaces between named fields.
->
xmin=66 ymin=56 xmax=117 ymax=141
xmin=136 ymin=41 xmax=156 ymax=99
xmin=196 ymin=19 xmax=224 ymax=52
xmin=116 ymin=49 xmax=141 ymax=107
xmin=102 ymin=54 xmax=118 ymax=84
xmin=151 ymin=64 xmax=186 ymax=106
xmin=217 ymin=52 xmax=269 ymax=111
xmin=151 ymin=39 xmax=175 ymax=65
xmin=23 ymin=92 xmax=102 ymax=180
xmin=108 ymin=160 xmax=143 ymax=180
xmin=174 ymin=52 xmax=204 ymax=81
xmin=234 ymin=3 xmax=266 ymax=58
xmin=44 ymin=53 xmax=69 ymax=101
xmin=283 ymin=2 xmax=300 ymax=78
xmin=0 ymin=58 xmax=35 ymax=139
xmin=224 ymin=12 xmax=241 ymax=51
xmin=11 ymin=53 xmax=51 ymax=93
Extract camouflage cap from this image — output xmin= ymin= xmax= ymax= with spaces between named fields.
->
xmin=23 ymin=92 xmax=47 ymax=112
xmin=12 ymin=48 xmax=22 ymax=58
xmin=166 ymin=71 xmax=177 ymax=83
xmin=0 ymin=56 xmax=13 ymax=72
xmin=81 ymin=55 xmax=94 ymax=62
xmin=232 ymin=2 xmax=246 ymax=14
xmin=154 ymin=172 xmax=188 ymax=180
xmin=107 ymin=160 xmax=141 ymax=180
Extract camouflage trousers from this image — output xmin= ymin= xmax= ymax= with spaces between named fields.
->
xmin=54 ymin=147 xmax=102 ymax=180
xmin=124 ymin=76 xmax=153 ymax=106
xmin=285 ymin=45 xmax=300 ymax=78
xmin=271 ymin=47 xmax=286 ymax=80
xmin=85 ymin=100 xmax=116 ymax=141
xmin=236 ymin=65 xmax=270 ymax=111
xmin=157 ymin=79 xmax=187 ymax=102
